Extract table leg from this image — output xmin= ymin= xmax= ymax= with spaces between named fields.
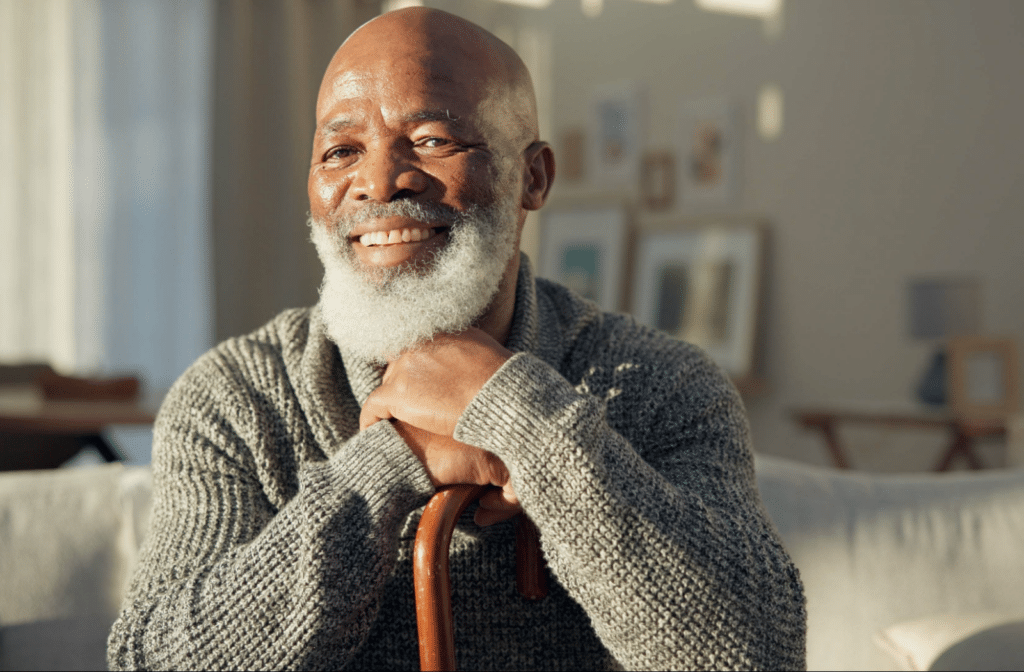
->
xmin=79 ymin=434 xmax=122 ymax=463
xmin=816 ymin=420 xmax=852 ymax=469
xmin=933 ymin=427 xmax=983 ymax=472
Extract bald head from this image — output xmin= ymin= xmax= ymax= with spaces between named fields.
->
xmin=320 ymin=7 xmax=539 ymax=149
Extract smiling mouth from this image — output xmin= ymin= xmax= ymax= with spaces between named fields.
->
xmin=355 ymin=226 xmax=447 ymax=247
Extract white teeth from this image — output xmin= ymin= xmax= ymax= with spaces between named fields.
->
xmin=359 ymin=227 xmax=436 ymax=247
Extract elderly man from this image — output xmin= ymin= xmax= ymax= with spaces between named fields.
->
xmin=109 ymin=7 xmax=805 ymax=671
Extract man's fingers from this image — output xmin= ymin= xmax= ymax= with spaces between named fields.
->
xmin=362 ymin=380 xmax=460 ymax=437
xmin=474 ymin=506 xmax=520 ymax=527
xmin=479 ymin=486 xmax=519 ymax=510
xmin=484 ymin=452 xmax=512 ymax=488
xmin=370 ymin=329 xmax=513 ymax=437
xmin=475 ymin=486 xmax=522 ymax=526
xmin=359 ymin=394 xmax=393 ymax=431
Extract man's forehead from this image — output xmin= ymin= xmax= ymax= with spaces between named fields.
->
xmin=323 ymin=67 xmax=460 ymax=93
xmin=314 ymin=8 xmax=537 ymax=143
xmin=316 ymin=64 xmax=490 ymax=123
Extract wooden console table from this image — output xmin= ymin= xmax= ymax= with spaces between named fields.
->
xmin=792 ymin=403 xmax=1007 ymax=471
xmin=0 ymin=385 xmax=157 ymax=470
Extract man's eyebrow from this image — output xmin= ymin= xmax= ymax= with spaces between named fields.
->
xmin=317 ymin=110 xmax=469 ymax=137
xmin=318 ymin=118 xmax=356 ymax=136
xmin=403 ymin=110 xmax=465 ymax=127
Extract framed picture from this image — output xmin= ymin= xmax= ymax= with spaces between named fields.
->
xmin=947 ymin=336 xmax=1020 ymax=418
xmin=632 ymin=220 xmax=764 ymax=379
xmin=678 ymin=98 xmax=740 ymax=206
xmin=641 ymin=151 xmax=675 ymax=210
xmin=539 ymin=202 xmax=631 ymax=312
xmin=590 ymin=81 xmax=645 ymax=188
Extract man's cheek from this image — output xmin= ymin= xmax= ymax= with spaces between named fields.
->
xmin=308 ymin=169 xmax=347 ymax=217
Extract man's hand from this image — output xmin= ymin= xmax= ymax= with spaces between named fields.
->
xmin=359 ymin=328 xmax=520 ymax=525
xmin=389 ymin=421 xmax=521 ymax=526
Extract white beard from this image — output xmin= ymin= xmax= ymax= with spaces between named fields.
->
xmin=310 ymin=197 xmax=519 ymax=364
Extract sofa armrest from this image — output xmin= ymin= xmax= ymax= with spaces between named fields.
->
xmin=0 ymin=464 xmax=152 ymax=627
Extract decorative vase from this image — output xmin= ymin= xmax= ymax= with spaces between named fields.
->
xmin=916 ymin=349 xmax=947 ymax=406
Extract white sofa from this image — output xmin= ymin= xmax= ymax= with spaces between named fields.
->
xmin=755 ymin=455 xmax=1024 ymax=670
xmin=1 ymin=456 xmax=1022 ymax=671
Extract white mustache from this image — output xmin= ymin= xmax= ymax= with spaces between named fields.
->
xmin=330 ymin=200 xmax=464 ymax=239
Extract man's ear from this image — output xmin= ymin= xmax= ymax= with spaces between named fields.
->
xmin=521 ymin=141 xmax=555 ymax=211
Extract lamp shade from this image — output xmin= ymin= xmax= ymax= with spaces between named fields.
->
xmin=908 ymin=278 xmax=981 ymax=340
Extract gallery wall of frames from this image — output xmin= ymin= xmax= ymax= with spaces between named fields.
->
xmin=538 ymin=82 xmax=768 ymax=393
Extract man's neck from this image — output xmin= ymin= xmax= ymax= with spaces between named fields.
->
xmin=474 ymin=252 xmax=520 ymax=347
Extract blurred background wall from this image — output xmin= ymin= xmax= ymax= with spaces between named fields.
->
xmin=409 ymin=0 xmax=1024 ymax=471
xmin=2 ymin=0 xmax=1022 ymax=470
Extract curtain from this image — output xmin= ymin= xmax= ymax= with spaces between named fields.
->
xmin=211 ymin=0 xmax=381 ymax=342
xmin=0 ymin=0 xmax=216 ymax=393
xmin=0 ymin=0 xmax=77 ymax=371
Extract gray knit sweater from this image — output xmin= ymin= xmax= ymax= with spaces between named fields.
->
xmin=108 ymin=256 xmax=805 ymax=670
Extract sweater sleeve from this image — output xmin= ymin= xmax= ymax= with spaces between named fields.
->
xmin=107 ymin=356 xmax=435 ymax=671
xmin=453 ymin=351 xmax=806 ymax=671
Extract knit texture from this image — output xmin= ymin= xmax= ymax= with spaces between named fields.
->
xmin=108 ymin=255 xmax=806 ymax=670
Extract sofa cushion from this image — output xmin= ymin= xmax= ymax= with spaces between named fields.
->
xmin=931 ymin=619 xmax=1024 ymax=671
xmin=755 ymin=455 xmax=1024 ymax=671
xmin=875 ymin=612 xmax=1024 ymax=671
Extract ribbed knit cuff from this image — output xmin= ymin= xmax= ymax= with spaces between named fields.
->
xmin=304 ymin=420 xmax=435 ymax=515
xmin=454 ymin=352 xmax=602 ymax=474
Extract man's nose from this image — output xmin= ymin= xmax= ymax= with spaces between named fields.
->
xmin=347 ymin=148 xmax=429 ymax=202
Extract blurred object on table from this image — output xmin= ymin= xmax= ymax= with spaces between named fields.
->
xmin=946 ymin=336 xmax=1020 ymax=420
xmin=37 ymin=370 xmax=139 ymax=402
xmin=907 ymin=277 xmax=981 ymax=406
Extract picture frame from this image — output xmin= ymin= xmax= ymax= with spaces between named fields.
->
xmin=590 ymin=81 xmax=645 ymax=188
xmin=641 ymin=151 xmax=675 ymax=210
xmin=632 ymin=219 xmax=765 ymax=379
xmin=678 ymin=98 xmax=740 ymax=206
xmin=947 ymin=336 xmax=1020 ymax=418
xmin=539 ymin=202 xmax=631 ymax=313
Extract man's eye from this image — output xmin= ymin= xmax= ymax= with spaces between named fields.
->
xmin=419 ymin=137 xmax=451 ymax=148
xmin=326 ymin=146 xmax=357 ymax=160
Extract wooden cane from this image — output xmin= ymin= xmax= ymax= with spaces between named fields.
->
xmin=413 ymin=484 xmax=548 ymax=672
